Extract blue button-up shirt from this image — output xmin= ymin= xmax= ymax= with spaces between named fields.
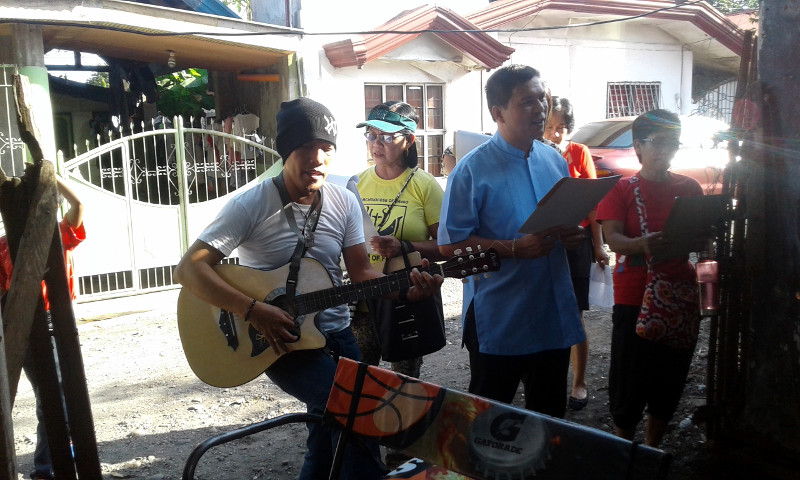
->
xmin=438 ymin=133 xmax=584 ymax=355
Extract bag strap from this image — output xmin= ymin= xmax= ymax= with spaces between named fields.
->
xmin=273 ymin=173 xmax=323 ymax=303
xmin=375 ymin=167 xmax=418 ymax=232
xmin=399 ymin=239 xmax=413 ymax=270
xmin=629 ymin=175 xmax=649 ymax=235
xmin=629 ymin=176 xmax=657 ymax=271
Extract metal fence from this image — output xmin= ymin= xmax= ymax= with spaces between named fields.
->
xmin=692 ymin=79 xmax=737 ymax=124
xmin=0 ymin=65 xmax=26 ymax=178
xmin=68 ymin=116 xmax=279 ymax=205
xmin=61 ymin=116 xmax=281 ymax=300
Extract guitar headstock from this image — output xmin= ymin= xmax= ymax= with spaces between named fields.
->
xmin=439 ymin=246 xmax=501 ymax=281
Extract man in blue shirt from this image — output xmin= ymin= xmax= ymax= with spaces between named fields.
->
xmin=438 ymin=65 xmax=586 ymax=418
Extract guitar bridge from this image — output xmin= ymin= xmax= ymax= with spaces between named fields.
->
xmin=218 ymin=310 xmax=239 ymax=351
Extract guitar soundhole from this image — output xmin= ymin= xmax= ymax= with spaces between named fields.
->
xmin=269 ymin=295 xmax=302 ymax=342
xmin=286 ymin=327 xmax=301 ymax=341
xmin=271 ymin=294 xmax=291 ymax=314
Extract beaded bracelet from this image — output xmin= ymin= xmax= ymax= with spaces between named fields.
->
xmin=243 ymin=298 xmax=257 ymax=321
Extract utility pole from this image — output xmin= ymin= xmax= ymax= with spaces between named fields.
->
xmin=745 ymin=0 xmax=800 ymax=456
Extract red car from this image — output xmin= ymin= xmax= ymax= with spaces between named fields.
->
xmin=569 ymin=115 xmax=731 ymax=195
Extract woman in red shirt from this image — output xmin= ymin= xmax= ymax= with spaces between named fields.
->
xmin=596 ymin=109 xmax=703 ymax=447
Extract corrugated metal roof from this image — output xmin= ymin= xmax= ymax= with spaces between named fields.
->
xmin=188 ymin=0 xmax=239 ymax=18
xmin=134 ymin=0 xmax=240 ymax=19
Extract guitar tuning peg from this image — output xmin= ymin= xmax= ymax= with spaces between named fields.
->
xmin=465 ymin=246 xmax=473 ymax=253
xmin=483 ymin=273 xmax=492 ymax=279
xmin=454 ymin=249 xmax=462 ymax=255
xmin=476 ymin=244 xmax=483 ymax=251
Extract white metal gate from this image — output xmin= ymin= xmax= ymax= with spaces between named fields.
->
xmin=61 ymin=117 xmax=282 ymax=300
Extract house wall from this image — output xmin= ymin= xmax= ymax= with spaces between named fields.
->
xmin=283 ymin=0 xmax=495 ymax=175
xmin=50 ymin=92 xmax=108 ymax=158
xmin=209 ymin=59 xmax=294 ymax=152
xmin=259 ymin=1 xmax=708 ymax=173
xmin=301 ymin=35 xmax=483 ymax=176
xmin=498 ymin=21 xmax=694 ymax=126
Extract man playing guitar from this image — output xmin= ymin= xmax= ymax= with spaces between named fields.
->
xmin=174 ymin=97 xmax=442 ymax=480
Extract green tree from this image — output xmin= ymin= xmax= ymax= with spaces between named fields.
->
xmin=87 ymin=71 xmax=109 ymax=88
xmin=709 ymin=0 xmax=759 ymax=14
xmin=155 ymin=68 xmax=214 ymax=120
xmin=221 ymin=0 xmax=251 ymax=20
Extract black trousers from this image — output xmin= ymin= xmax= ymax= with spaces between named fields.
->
xmin=463 ymin=301 xmax=571 ymax=418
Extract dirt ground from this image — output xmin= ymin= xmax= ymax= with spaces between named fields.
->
xmin=12 ymin=278 xmax=714 ymax=480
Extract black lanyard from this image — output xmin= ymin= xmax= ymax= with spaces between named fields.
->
xmin=272 ymin=173 xmax=323 ymax=301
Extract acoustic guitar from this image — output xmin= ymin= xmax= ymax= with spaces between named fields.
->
xmin=178 ymin=248 xmax=500 ymax=387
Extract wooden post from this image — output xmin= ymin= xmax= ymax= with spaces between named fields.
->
xmin=0 ymin=73 xmax=103 ymax=479
xmin=744 ymin=0 xmax=800 ymax=455
xmin=3 ymin=76 xmax=58 ymax=398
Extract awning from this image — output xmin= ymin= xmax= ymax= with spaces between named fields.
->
xmin=0 ymin=0 xmax=301 ymax=72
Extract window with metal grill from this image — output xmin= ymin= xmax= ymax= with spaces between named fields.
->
xmin=607 ymin=82 xmax=662 ymax=118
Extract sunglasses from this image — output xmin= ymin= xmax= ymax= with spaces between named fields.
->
xmin=364 ymin=132 xmax=405 ymax=144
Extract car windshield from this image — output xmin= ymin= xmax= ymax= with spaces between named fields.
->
xmin=570 ymin=121 xmax=632 ymax=148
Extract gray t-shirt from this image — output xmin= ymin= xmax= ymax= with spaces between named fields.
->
xmin=199 ymin=179 xmax=365 ymax=332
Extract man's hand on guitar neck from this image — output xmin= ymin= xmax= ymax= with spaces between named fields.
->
xmin=343 ymin=243 xmax=442 ymax=304
xmin=248 ymin=301 xmax=298 ymax=356
xmin=404 ymin=258 xmax=444 ymax=303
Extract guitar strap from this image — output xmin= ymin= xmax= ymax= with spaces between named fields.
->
xmin=273 ymin=173 xmax=323 ymax=303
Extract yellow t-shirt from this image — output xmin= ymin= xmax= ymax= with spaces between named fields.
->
xmin=357 ymin=166 xmax=444 ymax=265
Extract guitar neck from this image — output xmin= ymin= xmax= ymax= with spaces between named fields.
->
xmin=293 ymin=264 xmax=443 ymax=314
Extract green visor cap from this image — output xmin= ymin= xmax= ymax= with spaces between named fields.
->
xmin=356 ymin=109 xmax=417 ymax=133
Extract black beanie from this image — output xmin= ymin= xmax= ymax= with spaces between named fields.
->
xmin=275 ymin=98 xmax=338 ymax=160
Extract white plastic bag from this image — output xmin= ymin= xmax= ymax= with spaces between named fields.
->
xmin=588 ymin=263 xmax=614 ymax=308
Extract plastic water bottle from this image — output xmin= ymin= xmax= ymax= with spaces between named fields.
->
xmin=696 ymin=251 xmax=719 ymax=316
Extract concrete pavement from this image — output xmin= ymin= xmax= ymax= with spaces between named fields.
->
xmin=73 ymin=288 xmax=181 ymax=323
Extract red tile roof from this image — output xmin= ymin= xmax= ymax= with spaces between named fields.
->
xmin=322 ymin=5 xmax=514 ymax=70
xmin=466 ymin=0 xmax=745 ymax=56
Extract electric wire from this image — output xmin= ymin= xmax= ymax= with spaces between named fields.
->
xmin=0 ymin=0 xmax=707 ymax=38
